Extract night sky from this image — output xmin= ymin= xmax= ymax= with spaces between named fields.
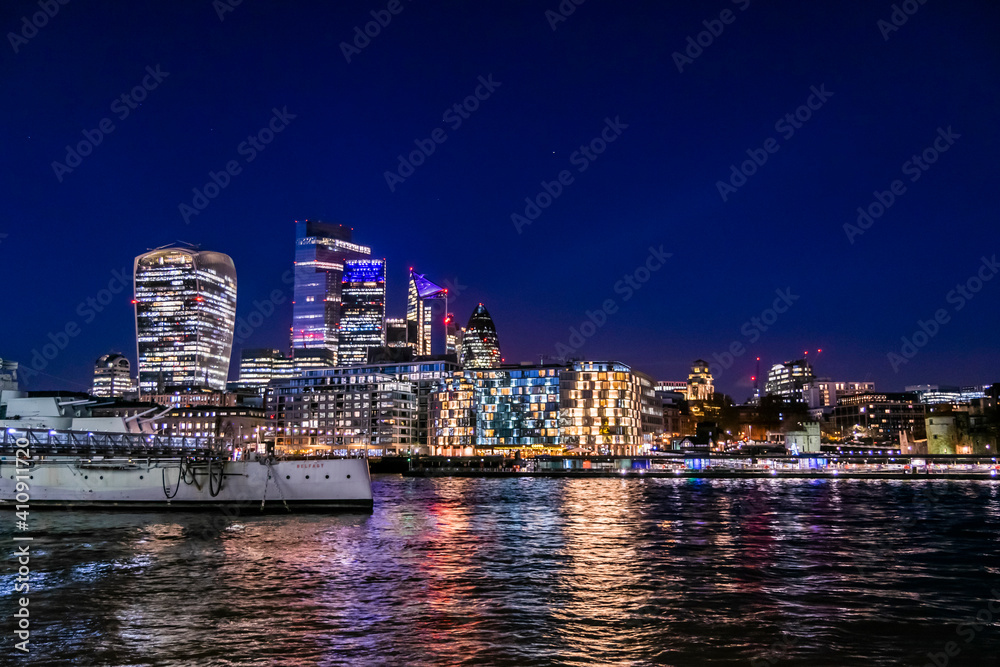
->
xmin=3 ymin=0 xmax=998 ymax=398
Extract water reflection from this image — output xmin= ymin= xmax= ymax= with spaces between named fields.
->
xmin=2 ymin=478 xmax=998 ymax=665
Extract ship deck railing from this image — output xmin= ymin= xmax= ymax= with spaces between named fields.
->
xmin=1 ymin=427 xmax=231 ymax=458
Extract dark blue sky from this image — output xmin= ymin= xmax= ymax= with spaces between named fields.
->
xmin=3 ymin=0 xmax=998 ymax=397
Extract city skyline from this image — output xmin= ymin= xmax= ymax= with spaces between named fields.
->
xmin=4 ymin=0 xmax=999 ymax=395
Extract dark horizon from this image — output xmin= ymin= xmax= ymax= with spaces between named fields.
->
xmin=3 ymin=0 xmax=998 ymax=396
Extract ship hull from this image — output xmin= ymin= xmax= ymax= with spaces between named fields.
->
xmin=0 ymin=458 xmax=373 ymax=512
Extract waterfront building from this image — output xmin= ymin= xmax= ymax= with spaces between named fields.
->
xmin=802 ymin=380 xmax=875 ymax=410
xmin=134 ymin=246 xmax=237 ymax=394
xmin=291 ymin=220 xmax=371 ymax=361
xmin=385 ymin=318 xmax=408 ymax=348
xmin=429 ymin=361 xmax=659 ymax=456
xmin=765 ymin=359 xmax=815 ymax=402
xmin=686 ymin=360 xmax=714 ymax=401
xmin=477 ymin=365 xmax=563 ymax=452
xmin=91 ymin=353 xmax=136 ymax=398
xmin=831 ymin=392 xmax=925 ymax=443
xmin=339 ymin=259 xmax=386 ymax=365
xmin=406 ymin=270 xmax=448 ymax=356
xmin=269 ymin=372 xmax=416 ymax=454
xmin=268 ymin=357 xmax=461 ymax=449
xmin=459 ymin=303 xmax=502 ymax=369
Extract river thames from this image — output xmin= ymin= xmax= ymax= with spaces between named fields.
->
xmin=5 ymin=476 xmax=1000 ymax=666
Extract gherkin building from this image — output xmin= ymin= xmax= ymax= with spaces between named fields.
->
xmin=460 ymin=303 xmax=502 ymax=368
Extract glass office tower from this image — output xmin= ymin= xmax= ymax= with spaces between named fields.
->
xmin=406 ymin=270 xmax=447 ymax=356
xmin=340 ymin=258 xmax=387 ymax=365
xmin=134 ymin=247 xmax=237 ymax=394
xmin=291 ymin=220 xmax=371 ymax=362
xmin=460 ymin=303 xmax=501 ymax=368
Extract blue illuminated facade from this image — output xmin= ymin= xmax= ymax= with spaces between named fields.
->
xmin=340 ymin=258 xmax=386 ymax=366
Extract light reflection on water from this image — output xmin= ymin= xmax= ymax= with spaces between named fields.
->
xmin=3 ymin=477 xmax=999 ymax=666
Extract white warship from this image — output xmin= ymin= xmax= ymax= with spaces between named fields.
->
xmin=0 ymin=394 xmax=372 ymax=512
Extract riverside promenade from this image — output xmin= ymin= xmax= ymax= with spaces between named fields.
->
xmin=400 ymin=454 xmax=1000 ymax=480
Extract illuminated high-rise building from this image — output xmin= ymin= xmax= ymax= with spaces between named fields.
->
xmin=91 ymin=353 xmax=136 ymax=397
xmin=134 ymin=247 xmax=237 ymax=394
xmin=339 ymin=259 xmax=386 ymax=365
xmin=291 ymin=220 xmax=371 ymax=362
xmin=406 ymin=270 xmax=448 ymax=356
xmin=460 ymin=303 xmax=501 ymax=368
xmin=765 ymin=359 xmax=816 ymax=402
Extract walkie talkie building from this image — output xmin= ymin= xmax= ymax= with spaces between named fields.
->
xmin=133 ymin=247 xmax=237 ymax=394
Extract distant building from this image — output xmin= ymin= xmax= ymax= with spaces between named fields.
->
xmin=269 ymin=373 xmax=417 ymax=454
xmin=291 ymin=219 xmax=371 ymax=361
xmin=144 ymin=387 xmax=237 ymax=408
xmin=0 ymin=358 xmax=18 ymax=392
xmin=765 ymin=359 xmax=815 ymax=402
xmin=802 ymin=380 xmax=875 ymax=409
xmin=385 ymin=318 xmax=408 ymax=348
xmin=154 ymin=404 xmax=268 ymax=446
xmin=339 ymin=258 xmax=387 ymax=365
xmin=459 ymin=303 xmax=502 ymax=369
xmin=233 ymin=348 xmax=334 ymax=394
xmin=656 ymin=380 xmax=687 ymax=393
xmin=406 ymin=270 xmax=448 ymax=356
xmin=905 ymin=384 xmax=990 ymax=405
xmin=831 ymin=392 xmax=924 ymax=443
xmin=268 ymin=357 xmax=462 ymax=448
xmin=686 ymin=360 xmax=714 ymax=401
xmin=134 ymin=246 xmax=237 ymax=394
xmin=91 ymin=353 xmax=136 ymax=398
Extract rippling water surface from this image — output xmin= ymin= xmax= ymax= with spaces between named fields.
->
xmin=5 ymin=477 xmax=1000 ymax=666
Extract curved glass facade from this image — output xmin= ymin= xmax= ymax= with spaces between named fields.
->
xmin=460 ymin=303 xmax=501 ymax=369
xmin=134 ymin=247 xmax=237 ymax=393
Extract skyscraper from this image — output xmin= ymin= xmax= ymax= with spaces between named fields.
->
xmin=91 ymin=353 xmax=136 ymax=397
xmin=406 ymin=270 xmax=448 ymax=356
xmin=134 ymin=246 xmax=237 ymax=394
xmin=460 ymin=303 xmax=501 ymax=368
xmin=291 ymin=220 xmax=371 ymax=362
xmin=765 ymin=359 xmax=816 ymax=402
xmin=340 ymin=258 xmax=387 ymax=365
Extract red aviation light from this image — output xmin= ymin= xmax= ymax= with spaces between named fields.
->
xmin=131 ymin=299 xmax=137 ymax=304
